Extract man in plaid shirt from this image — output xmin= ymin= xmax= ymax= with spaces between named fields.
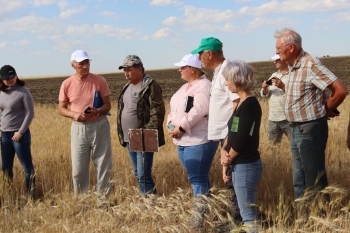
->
xmin=273 ymin=28 xmax=348 ymax=206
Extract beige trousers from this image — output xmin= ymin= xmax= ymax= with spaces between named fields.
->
xmin=70 ymin=116 xmax=112 ymax=198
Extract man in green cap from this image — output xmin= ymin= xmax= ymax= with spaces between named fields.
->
xmin=192 ymin=37 xmax=241 ymax=222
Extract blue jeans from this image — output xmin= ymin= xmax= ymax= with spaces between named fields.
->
xmin=1 ymin=130 xmax=35 ymax=192
xmin=290 ymin=117 xmax=328 ymax=199
xmin=231 ymin=159 xmax=263 ymax=231
xmin=177 ymin=140 xmax=219 ymax=198
xmin=126 ymin=142 xmax=155 ymax=194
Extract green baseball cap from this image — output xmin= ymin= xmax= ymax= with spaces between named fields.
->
xmin=191 ymin=37 xmax=223 ymax=54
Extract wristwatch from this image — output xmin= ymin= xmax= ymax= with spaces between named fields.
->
xmin=179 ymin=126 xmax=186 ymax=132
xmin=96 ymin=108 xmax=100 ymax=116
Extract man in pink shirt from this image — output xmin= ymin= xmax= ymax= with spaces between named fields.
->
xmin=58 ymin=50 xmax=113 ymax=205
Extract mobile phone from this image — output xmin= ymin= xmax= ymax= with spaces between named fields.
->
xmin=333 ymin=108 xmax=340 ymax=115
xmin=265 ymin=77 xmax=275 ymax=86
xmin=84 ymin=107 xmax=92 ymax=114
xmin=167 ymin=124 xmax=175 ymax=130
xmin=225 ymin=165 xmax=232 ymax=176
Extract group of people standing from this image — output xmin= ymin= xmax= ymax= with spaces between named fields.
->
xmin=166 ymin=38 xmax=263 ymax=232
xmin=0 ymin=27 xmax=348 ymax=232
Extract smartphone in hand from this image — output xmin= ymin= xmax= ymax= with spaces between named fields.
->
xmin=167 ymin=124 xmax=175 ymax=130
xmin=333 ymin=108 xmax=340 ymax=115
xmin=84 ymin=107 xmax=92 ymax=114
xmin=265 ymin=77 xmax=276 ymax=86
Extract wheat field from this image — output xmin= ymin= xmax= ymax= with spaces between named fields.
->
xmin=0 ymin=97 xmax=350 ymax=233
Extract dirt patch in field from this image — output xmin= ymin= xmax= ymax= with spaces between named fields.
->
xmin=24 ymin=56 xmax=350 ymax=105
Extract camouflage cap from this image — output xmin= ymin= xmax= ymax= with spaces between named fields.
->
xmin=118 ymin=55 xmax=143 ymax=70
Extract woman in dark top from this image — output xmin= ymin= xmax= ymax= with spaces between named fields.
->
xmin=220 ymin=60 xmax=263 ymax=233
xmin=0 ymin=65 xmax=35 ymax=198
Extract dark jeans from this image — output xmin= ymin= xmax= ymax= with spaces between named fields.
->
xmin=1 ymin=130 xmax=35 ymax=192
xmin=290 ymin=116 xmax=328 ymax=199
xmin=126 ymin=142 xmax=156 ymax=194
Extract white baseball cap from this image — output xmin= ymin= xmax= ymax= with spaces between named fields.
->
xmin=270 ymin=54 xmax=280 ymax=61
xmin=174 ymin=54 xmax=202 ymax=69
xmin=71 ymin=50 xmax=91 ymax=62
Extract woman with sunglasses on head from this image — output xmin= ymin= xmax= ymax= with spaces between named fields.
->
xmin=167 ymin=54 xmax=219 ymax=229
xmin=0 ymin=65 xmax=35 ymax=198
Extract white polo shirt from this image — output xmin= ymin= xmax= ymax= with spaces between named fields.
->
xmin=208 ymin=59 xmax=239 ymax=140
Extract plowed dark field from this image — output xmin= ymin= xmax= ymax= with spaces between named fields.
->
xmin=24 ymin=56 xmax=350 ymax=105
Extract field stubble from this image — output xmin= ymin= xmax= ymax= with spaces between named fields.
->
xmin=1 ymin=56 xmax=350 ymax=232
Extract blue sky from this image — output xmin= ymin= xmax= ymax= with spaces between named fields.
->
xmin=1 ymin=0 xmax=349 ymax=77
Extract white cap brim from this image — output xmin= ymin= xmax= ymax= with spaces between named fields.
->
xmin=75 ymin=57 xmax=91 ymax=62
xmin=270 ymin=54 xmax=280 ymax=60
xmin=174 ymin=61 xmax=187 ymax=67
xmin=173 ymin=54 xmax=202 ymax=69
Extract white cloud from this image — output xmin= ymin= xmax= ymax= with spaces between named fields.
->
xmin=247 ymin=17 xmax=299 ymax=31
xmin=153 ymin=28 xmax=177 ymax=39
xmin=244 ymin=0 xmax=350 ymax=17
xmin=315 ymin=18 xmax=330 ymax=24
xmin=0 ymin=41 xmax=7 ymax=49
xmin=0 ymin=14 xmax=60 ymax=36
xmin=167 ymin=6 xmax=241 ymax=32
xmin=183 ymin=5 xmax=237 ymax=24
xmin=336 ymin=12 xmax=350 ymax=22
xmin=150 ymin=0 xmax=182 ymax=6
xmin=160 ymin=2 xmax=350 ymax=33
xmin=32 ymin=0 xmax=56 ymax=7
xmin=0 ymin=1 xmax=26 ymax=13
xmin=66 ymin=23 xmax=135 ymax=40
xmin=312 ymin=25 xmax=338 ymax=31
xmin=222 ymin=23 xmax=244 ymax=33
xmin=140 ymin=35 xmax=149 ymax=40
xmin=54 ymin=40 xmax=85 ymax=52
xmin=59 ymin=6 xmax=86 ymax=19
xmin=0 ymin=0 xmax=57 ymax=16
xmin=99 ymin=11 xmax=118 ymax=19
xmin=315 ymin=11 xmax=350 ymax=24
xmin=162 ymin=16 xmax=180 ymax=25
xmin=57 ymin=0 xmax=68 ymax=10
xmin=20 ymin=39 xmax=29 ymax=45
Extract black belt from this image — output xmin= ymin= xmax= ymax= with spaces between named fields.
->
xmin=289 ymin=116 xmax=326 ymax=128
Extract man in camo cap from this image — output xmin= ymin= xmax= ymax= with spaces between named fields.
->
xmin=117 ymin=54 xmax=165 ymax=195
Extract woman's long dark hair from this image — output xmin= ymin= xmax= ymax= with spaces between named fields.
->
xmin=0 ymin=76 xmax=26 ymax=92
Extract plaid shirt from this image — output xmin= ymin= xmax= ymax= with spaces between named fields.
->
xmin=284 ymin=50 xmax=337 ymax=122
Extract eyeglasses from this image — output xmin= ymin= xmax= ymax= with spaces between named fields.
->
xmin=276 ymin=43 xmax=291 ymax=51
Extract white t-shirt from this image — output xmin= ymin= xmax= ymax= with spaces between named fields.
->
xmin=208 ymin=59 xmax=239 ymax=140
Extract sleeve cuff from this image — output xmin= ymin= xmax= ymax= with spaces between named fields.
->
xmin=181 ymin=118 xmax=191 ymax=134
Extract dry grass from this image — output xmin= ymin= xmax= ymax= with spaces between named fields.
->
xmin=1 ymin=99 xmax=350 ymax=233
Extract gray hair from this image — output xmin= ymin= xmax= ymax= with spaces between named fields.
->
xmin=201 ymin=50 xmax=223 ymax=58
xmin=71 ymin=60 xmax=91 ymax=68
xmin=274 ymin=28 xmax=302 ymax=48
xmin=222 ymin=60 xmax=255 ymax=91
